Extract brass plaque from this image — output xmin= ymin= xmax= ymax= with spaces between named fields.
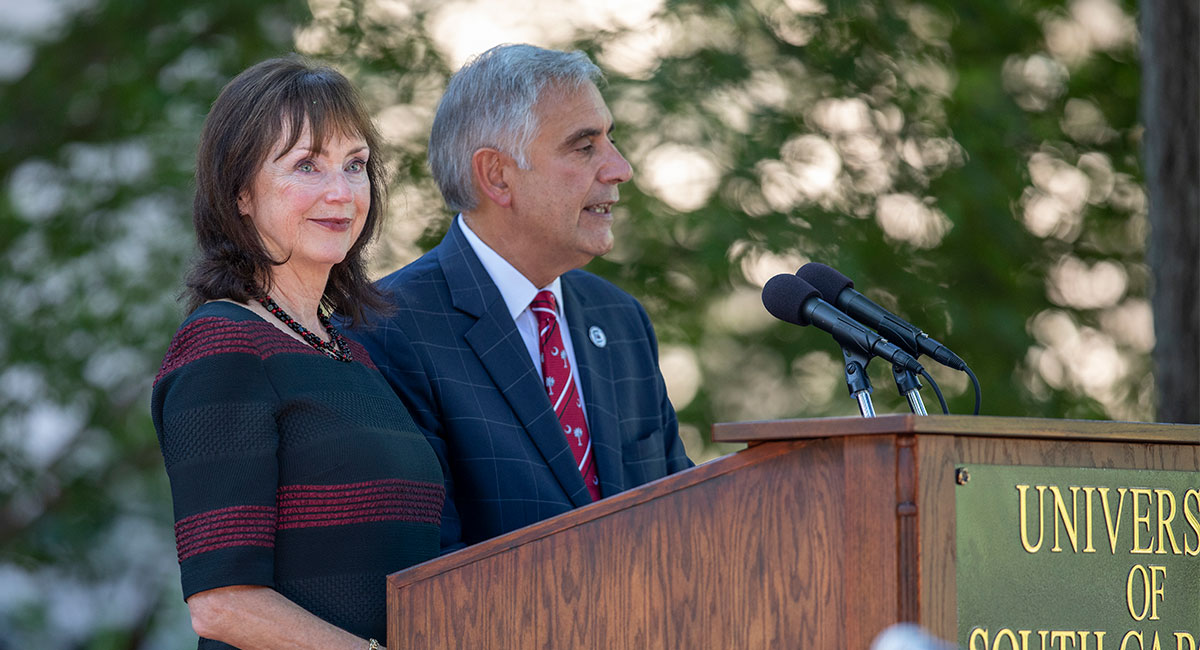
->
xmin=956 ymin=465 xmax=1200 ymax=649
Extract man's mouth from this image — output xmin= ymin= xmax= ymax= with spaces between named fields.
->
xmin=583 ymin=202 xmax=614 ymax=215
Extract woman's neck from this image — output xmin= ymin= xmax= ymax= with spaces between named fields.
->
xmin=254 ymin=267 xmax=331 ymax=343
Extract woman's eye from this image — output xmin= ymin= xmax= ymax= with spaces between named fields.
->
xmin=347 ymin=160 xmax=366 ymax=173
xmin=297 ymin=161 xmax=316 ymax=173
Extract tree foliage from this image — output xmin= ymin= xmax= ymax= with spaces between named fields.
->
xmin=0 ymin=2 xmax=310 ymax=645
xmin=0 ymin=0 xmax=1147 ymax=645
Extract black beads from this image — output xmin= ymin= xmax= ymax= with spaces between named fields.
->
xmin=257 ymin=295 xmax=353 ymax=363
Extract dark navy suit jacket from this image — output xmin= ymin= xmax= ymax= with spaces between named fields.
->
xmin=346 ymin=220 xmax=693 ymax=549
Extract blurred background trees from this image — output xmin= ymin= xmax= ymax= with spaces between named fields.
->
xmin=0 ymin=0 xmax=1173 ymax=646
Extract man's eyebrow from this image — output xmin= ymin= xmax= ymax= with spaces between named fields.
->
xmin=560 ymin=125 xmax=616 ymax=148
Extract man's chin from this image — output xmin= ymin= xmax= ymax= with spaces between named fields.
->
xmin=569 ymin=242 xmax=613 ymax=269
xmin=586 ymin=233 xmax=615 ymax=258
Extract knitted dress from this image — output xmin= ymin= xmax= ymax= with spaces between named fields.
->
xmin=151 ymin=301 xmax=443 ymax=648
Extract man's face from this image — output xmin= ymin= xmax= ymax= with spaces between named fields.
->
xmin=505 ymin=82 xmax=633 ymax=281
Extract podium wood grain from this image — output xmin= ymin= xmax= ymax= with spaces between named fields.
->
xmin=387 ymin=415 xmax=1200 ymax=649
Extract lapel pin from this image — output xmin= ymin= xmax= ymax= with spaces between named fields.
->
xmin=588 ymin=325 xmax=607 ymax=348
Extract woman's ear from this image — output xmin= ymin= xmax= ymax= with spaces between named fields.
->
xmin=236 ymin=191 xmax=252 ymax=218
xmin=471 ymin=148 xmax=513 ymax=208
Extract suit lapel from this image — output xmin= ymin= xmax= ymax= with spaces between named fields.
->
xmin=562 ymin=276 xmax=624 ymax=497
xmin=438 ymin=222 xmax=592 ymax=507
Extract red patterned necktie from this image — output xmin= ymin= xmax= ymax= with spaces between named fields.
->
xmin=531 ymin=290 xmax=601 ymax=502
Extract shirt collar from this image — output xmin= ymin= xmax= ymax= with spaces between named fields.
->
xmin=457 ymin=215 xmax=564 ymax=319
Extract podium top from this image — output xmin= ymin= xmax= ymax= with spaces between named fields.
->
xmin=712 ymin=414 xmax=1200 ymax=445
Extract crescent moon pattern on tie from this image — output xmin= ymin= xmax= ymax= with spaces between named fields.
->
xmin=531 ymin=290 xmax=601 ymax=501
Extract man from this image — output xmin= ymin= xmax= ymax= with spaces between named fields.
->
xmin=349 ymin=44 xmax=692 ymax=550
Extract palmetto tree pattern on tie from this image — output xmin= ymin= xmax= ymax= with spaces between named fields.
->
xmin=531 ymin=290 xmax=601 ymax=502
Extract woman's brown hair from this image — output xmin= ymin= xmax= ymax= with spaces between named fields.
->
xmin=185 ymin=55 xmax=388 ymax=324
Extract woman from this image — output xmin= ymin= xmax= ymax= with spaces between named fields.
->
xmin=151 ymin=56 xmax=442 ymax=650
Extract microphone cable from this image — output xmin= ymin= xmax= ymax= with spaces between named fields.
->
xmin=964 ymin=364 xmax=981 ymax=415
xmin=918 ymin=368 xmax=949 ymax=415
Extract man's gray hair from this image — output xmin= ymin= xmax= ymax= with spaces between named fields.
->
xmin=428 ymin=44 xmax=604 ymax=213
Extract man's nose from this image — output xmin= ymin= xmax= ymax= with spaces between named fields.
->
xmin=599 ymin=142 xmax=633 ymax=185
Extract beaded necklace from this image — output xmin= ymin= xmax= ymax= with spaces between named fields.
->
xmin=257 ymin=295 xmax=353 ymax=363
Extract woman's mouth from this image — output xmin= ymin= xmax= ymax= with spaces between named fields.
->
xmin=312 ymin=217 xmax=352 ymax=231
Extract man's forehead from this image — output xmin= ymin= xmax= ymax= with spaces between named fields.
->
xmin=536 ymin=82 xmax=611 ymax=120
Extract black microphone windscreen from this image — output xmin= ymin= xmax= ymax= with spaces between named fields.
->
xmin=762 ymin=274 xmax=821 ymax=326
xmin=797 ymin=262 xmax=853 ymax=303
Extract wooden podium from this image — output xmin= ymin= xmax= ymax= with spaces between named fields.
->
xmin=386 ymin=415 xmax=1200 ymax=649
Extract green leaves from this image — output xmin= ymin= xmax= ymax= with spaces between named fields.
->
xmin=0 ymin=0 xmax=1149 ymax=644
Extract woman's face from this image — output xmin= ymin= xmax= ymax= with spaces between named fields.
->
xmin=238 ymin=120 xmax=370 ymax=281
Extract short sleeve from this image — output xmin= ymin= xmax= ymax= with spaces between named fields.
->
xmin=151 ymin=316 xmax=281 ymax=599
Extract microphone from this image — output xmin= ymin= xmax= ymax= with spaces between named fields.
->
xmin=797 ymin=263 xmax=967 ymax=371
xmin=762 ymin=274 xmax=924 ymax=375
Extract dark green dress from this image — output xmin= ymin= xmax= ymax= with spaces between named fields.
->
xmin=151 ymin=301 xmax=442 ymax=648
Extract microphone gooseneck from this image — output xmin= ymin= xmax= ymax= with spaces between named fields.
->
xmin=798 ymin=262 xmax=968 ymax=371
xmin=796 ymin=262 xmax=978 ymax=415
xmin=762 ymin=274 xmax=924 ymax=375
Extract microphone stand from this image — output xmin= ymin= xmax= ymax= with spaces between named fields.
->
xmin=841 ymin=346 xmax=876 ymax=417
xmin=892 ymin=366 xmax=928 ymax=415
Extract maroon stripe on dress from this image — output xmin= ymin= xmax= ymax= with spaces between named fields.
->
xmin=279 ymin=499 xmax=442 ymax=517
xmin=276 ymin=479 xmax=444 ymax=530
xmin=175 ymin=523 xmax=277 ymax=552
xmin=178 ymin=538 xmax=275 ymax=561
xmin=174 ymin=504 xmax=277 ymax=562
xmin=177 ymin=533 xmax=276 ymax=561
xmin=277 ymin=480 xmax=444 ymax=498
xmin=155 ymin=316 xmax=347 ymax=384
xmin=344 ymin=337 xmax=377 ymax=370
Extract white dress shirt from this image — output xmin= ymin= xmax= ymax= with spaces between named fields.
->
xmin=457 ymin=216 xmax=588 ymax=417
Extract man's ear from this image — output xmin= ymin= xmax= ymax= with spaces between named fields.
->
xmin=471 ymin=148 xmax=513 ymax=208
